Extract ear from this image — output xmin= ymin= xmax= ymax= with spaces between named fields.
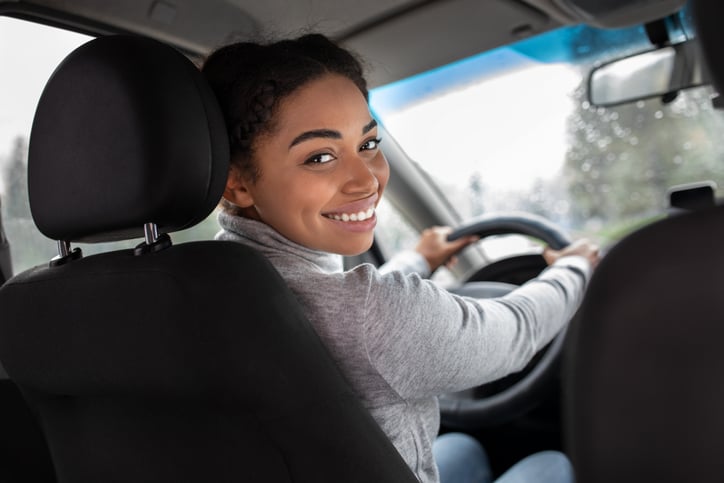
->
xmin=223 ymin=165 xmax=255 ymax=208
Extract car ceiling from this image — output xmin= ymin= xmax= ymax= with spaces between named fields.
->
xmin=1 ymin=0 xmax=685 ymax=88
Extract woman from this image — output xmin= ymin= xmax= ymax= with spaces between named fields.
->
xmin=202 ymin=34 xmax=599 ymax=483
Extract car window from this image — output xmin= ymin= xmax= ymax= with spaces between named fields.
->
xmin=0 ymin=17 xmax=220 ymax=274
xmin=375 ymin=198 xmax=455 ymax=285
xmin=369 ymin=6 xmax=724 ymax=248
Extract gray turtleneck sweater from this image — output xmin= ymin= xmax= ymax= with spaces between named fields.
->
xmin=216 ymin=212 xmax=591 ymax=483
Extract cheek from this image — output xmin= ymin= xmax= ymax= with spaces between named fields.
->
xmin=259 ymin=174 xmax=334 ymax=215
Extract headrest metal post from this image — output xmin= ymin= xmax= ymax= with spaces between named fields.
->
xmin=50 ymin=240 xmax=82 ymax=267
xmin=57 ymin=240 xmax=71 ymax=258
xmin=143 ymin=223 xmax=159 ymax=246
xmin=134 ymin=222 xmax=171 ymax=256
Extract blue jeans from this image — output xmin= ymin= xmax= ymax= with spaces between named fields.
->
xmin=433 ymin=432 xmax=575 ymax=483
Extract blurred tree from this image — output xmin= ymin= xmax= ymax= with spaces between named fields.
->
xmin=564 ymin=81 xmax=724 ymax=236
xmin=3 ymin=136 xmax=31 ymax=220
xmin=468 ymin=172 xmax=485 ymax=217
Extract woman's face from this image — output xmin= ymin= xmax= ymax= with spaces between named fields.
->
xmin=225 ymin=73 xmax=389 ymax=256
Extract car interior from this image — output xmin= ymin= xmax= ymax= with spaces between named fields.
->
xmin=566 ymin=2 xmax=724 ymax=482
xmin=0 ymin=0 xmax=723 ymax=481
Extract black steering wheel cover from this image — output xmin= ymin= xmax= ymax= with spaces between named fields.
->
xmin=447 ymin=212 xmax=570 ymax=250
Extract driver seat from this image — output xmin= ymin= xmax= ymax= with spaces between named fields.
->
xmin=564 ymin=1 xmax=724 ymax=480
xmin=0 ymin=35 xmax=418 ymax=483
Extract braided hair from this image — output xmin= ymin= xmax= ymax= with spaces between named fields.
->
xmin=202 ymin=34 xmax=368 ymax=193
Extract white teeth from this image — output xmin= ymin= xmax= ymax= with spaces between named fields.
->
xmin=326 ymin=207 xmax=375 ymax=222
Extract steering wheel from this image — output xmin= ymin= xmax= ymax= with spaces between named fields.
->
xmin=439 ymin=211 xmax=571 ymax=429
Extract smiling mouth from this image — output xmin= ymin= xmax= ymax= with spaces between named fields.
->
xmin=323 ymin=207 xmax=375 ymax=222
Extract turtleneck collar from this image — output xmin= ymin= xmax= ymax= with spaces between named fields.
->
xmin=215 ymin=210 xmax=344 ymax=273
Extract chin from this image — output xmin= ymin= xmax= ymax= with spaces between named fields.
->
xmin=332 ymin=240 xmax=374 ymax=257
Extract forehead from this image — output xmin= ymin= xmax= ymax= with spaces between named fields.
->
xmin=275 ymin=74 xmax=372 ymax=134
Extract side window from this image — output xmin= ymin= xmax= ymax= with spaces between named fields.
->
xmin=374 ymin=198 xmax=419 ymax=257
xmin=375 ymin=198 xmax=455 ymax=285
xmin=0 ymin=17 xmax=220 ymax=274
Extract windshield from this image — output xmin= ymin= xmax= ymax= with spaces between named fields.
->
xmin=370 ymin=4 xmax=724 ymax=246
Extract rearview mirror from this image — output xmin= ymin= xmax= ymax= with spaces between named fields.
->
xmin=588 ymin=40 xmax=708 ymax=106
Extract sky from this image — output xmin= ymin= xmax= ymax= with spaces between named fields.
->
xmin=372 ymin=59 xmax=581 ymax=191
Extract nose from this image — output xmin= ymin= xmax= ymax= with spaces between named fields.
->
xmin=342 ymin=152 xmax=383 ymax=194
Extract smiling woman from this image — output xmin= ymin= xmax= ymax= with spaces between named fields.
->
xmin=1 ymin=1 xmax=720 ymax=482
xmin=222 ymin=74 xmax=388 ymax=255
xmin=202 ymin=32 xmax=599 ymax=483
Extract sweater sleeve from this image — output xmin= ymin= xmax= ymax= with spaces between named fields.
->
xmin=361 ymin=256 xmax=590 ymax=399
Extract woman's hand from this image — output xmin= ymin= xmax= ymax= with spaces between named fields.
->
xmin=415 ymin=226 xmax=478 ymax=273
xmin=543 ymin=238 xmax=601 ymax=269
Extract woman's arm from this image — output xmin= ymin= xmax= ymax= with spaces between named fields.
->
xmin=362 ymin=255 xmax=592 ymax=399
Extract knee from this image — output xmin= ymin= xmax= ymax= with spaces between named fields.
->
xmin=434 ymin=433 xmax=492 ymax=483
xmin=435 ymin=433 xmax=488 ymax=464
xmin=498 ymin=450 xmax=574 ymax=483
xmin=521 ymin=451 xmax=574 ymax=483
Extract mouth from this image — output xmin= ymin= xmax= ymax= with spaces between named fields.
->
xmin=322 ymin=207 xmax=375 ymax=222
xmin=322 ymin=193 xmax=379 ymax=223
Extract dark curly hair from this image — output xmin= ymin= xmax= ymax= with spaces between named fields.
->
xmin=202 ymin=33 xmax=368 ymax=192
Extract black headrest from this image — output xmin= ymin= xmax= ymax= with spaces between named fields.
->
xmin=691 ymin=0 xmax=724 ymax=96
xmin=28 ymin=35 xmax=229 ymax=243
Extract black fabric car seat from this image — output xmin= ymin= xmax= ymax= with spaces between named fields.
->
xmin=564 ymin=1 xmax=724 ymax=481
xmin=0 ymin=372 xmax=56 ymax=483
xmin=0 ymin=35 xmax=418 ymax=483
xmin=564 ymin=206 xmax=724 ymax=482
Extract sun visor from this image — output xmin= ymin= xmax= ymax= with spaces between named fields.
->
xmin=552 ymin=0 xmax=686 ymax=28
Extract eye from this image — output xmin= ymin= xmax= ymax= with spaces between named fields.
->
xmin=360 ymin=138 xmax=382 ymax=151
xmin=304 ymin=152 xmax=336 ymax=164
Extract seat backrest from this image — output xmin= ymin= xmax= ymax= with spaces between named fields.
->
xmin=0 ymin=375 xmax=56 ymax=483
xmin=0 ymin=35 xmax=417 ymax=483
xmin=564 ymin=2 xmax=724 ymax=480
xmin=564 ymin=206 xmax=724 ymax=482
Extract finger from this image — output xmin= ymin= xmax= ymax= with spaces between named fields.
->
xmin=452 ymin=235 xmax=477 ymax=249
xmin=542 ymin=246 xmax=559 ymax=266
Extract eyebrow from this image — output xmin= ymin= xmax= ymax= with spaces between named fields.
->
xmin=288 ymin=119 xmax=378 ymax=149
